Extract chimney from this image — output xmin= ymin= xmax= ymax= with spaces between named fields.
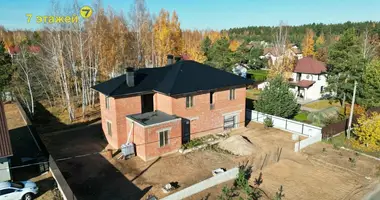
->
xmin=126 ymin=67 xmax=134 ymax=87
xmin=174 ymin=56 xmax=181 ymax=63
xmin=167 ymin=54 xmax=174 ymax=64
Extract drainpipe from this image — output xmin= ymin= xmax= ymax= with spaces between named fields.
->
xmin=126 ymin=122 xmax=134 ymax=144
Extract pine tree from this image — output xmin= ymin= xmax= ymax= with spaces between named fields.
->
xmin=255 ymin=75 xmax=299 ymax=118
xmin=0 ymin=41 xmax=13 ymax=97
xmin=326 ymin=28 xmax=367 ymax=106
xmin=362 ymin=60 xmax=380 ymax=107
xmin=302 ymin=29 xmax=315 ymax=57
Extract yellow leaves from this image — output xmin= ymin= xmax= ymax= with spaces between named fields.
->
xmin=229 ymin=40 xmax=241 ymax=52
xmin=345 ymin=104 xmax=366 ymax=116
xmin=316 ymin=33 xmax=325 ymax=46
xmin=154 ymin=9 xmax=183 ymax=66
xmin=302 ymin=29 xmax=315 ymax=57
xmin=353 ymin=112 xmax=380 ymax=150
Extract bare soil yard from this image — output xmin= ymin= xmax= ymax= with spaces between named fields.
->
xmin=187 ymin=123 xmax=380 ymax=200
xmin=40 ymin=121 xmax=380 ymax=200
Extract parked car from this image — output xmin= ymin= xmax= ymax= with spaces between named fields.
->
xmin=0 ymin=181 xmax=38 ymax=200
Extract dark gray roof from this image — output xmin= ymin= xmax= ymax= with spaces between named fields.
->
xmin=92 ymin=60 xmax=253 ymax=97
xmin=127 ymin=111 xmax=179 ymax=126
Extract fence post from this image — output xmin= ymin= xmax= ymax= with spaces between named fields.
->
xmin=285 ymin=119 xmax=287 ymax=130
xmin=301 ymin=123 xmax=304 ymax=134
xmin=256 ymin=111 xmax=258 ymax=121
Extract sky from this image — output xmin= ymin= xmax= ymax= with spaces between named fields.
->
xmin=1 ymin=0 xmax=380 ymax=30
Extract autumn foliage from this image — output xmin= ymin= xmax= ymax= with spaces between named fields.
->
xmin=302 ymin=29 xmax=315 ymax=57
xmin=353 ymin=112 xmax=380 ymax=151
xmin=345 ymin=104 xmax=366 ymax=116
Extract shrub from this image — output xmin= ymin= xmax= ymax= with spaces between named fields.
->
xmin=264 ymin=117 xmax=273 ymax=128
xmin=345 ymin=104 xmax=366 ymax=116
xmin=353 ymin=112 xmax=380 ymax=150
xmin=255 ymin=75 xmax=299 ymax=118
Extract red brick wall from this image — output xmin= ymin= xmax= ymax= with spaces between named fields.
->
xmin=170 ymin=87 xmax=246 ymax=137
xmin=99 ymin=93 xmax=142 ymax=149
xmin=154 ymin=93 xmax=173 ymax=114
xmin=130 ymin=119 xmax=182 ymax=161
xmin=144 ymin=119 xmax=182 ymax=161
xmin=99 ymin=93 xmax=118 ymax=148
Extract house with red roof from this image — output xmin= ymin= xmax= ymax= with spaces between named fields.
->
xmin=289 ymin=57 xmax=328 ymax=100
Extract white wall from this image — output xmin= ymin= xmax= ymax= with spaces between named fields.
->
xmin=161 ymin=167 xmax=239 ymax=200
xmin=292 ymin=72 xmax=328 ymax=100
xmin=246 ymin=110 xmax=322 ymax=137
xmin=295 ymin=134 xmax=322 ymax=152
xmin=0 ymin=157 xmax=11 ymax=181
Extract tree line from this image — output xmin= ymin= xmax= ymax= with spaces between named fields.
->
xmin=0 ymin=0 xmax=212 ymax=122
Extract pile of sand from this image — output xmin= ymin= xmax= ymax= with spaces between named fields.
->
xmin=218 ymin=135 xmax=257 ymax=156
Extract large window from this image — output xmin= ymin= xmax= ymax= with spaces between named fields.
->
xmin=186 ymin=95 xmax=193 ymax=108
xmin=105 ymin=96 xmax=110 ymax=110
xmin=229 ymin=89 xmax=236 ymax=100
xmin=159 ymin=130 xmax=169 ymax=147
xmin=106 ymin=121 xmax=112 ymax=136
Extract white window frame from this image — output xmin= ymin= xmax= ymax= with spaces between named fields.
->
xmin=229 ymin=89 xmax=236 ymax=100
xmin=105 ymin=96 xmax=110 ymax=110
xmin=106 ymin=120 xmax=112 ymax=136
xmin=158 ymin=128 xmax=170 ymax=147
xmin=186 ymin=95 xmax=193 ymax=108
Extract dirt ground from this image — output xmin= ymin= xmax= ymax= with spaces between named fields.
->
xmin=4 ymin=103 xmax=25 ymax=129
xmin=187 ymin=122 xmax=380 ymax=200
xmin=39 ymin=119 xmax=380 ymax=200
xmin=31 ymin=172 xmax=62 ymax=200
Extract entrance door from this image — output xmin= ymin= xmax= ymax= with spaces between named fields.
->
xmin=141 ymin=93 xmax=154 ymax=113
xmin=182 ymin=119 xmax=190 ymax=144
xmin=224 ymin=115 xmax=237 ymax=130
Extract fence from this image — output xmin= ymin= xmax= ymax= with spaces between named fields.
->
xmin=49 ymin=155 xmax=77 ymax=200
xmin=246 ymin=109 xmax=322 ymax=137
xmin=294 ymin=134 xmax=322 ymax=152
xmin=15 ymin=99 xmax=77 ymax=200
xmin=161 ymin=167 xmax=239 ymax=200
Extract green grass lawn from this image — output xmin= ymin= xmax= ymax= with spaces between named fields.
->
xmin=246 ymin=89 xmax=261 ymax=100
xmin=324 ymin=133 xmax=380 ymax=158
xmin=303 ymin=100 xmax=341 ymax=110
xmin=293 ymin=111 xmax=310 ymax=122
xmin=247 ymin=70 xmax=268 ymax=82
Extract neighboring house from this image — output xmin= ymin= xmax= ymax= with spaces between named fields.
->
xmin=0 ymin=102 xmax=12 ymax=181
xmin=92 ymin=58 xmax=253 ymax=161
xmin=6 ymin=45 xmax=40 ymax=59
xmin=232 ymin=63 xmax=248 ymax=78
xmin=289 ymin=57 xmax=327 ymax=100
xmin=260 ymin=44 xmax=303 ymax=65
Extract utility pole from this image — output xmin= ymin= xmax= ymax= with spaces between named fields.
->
xmin=347 ymin=81 xmax=357 ymax=139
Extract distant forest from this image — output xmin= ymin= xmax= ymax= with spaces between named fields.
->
xmin=226 ymin=21 xmax=380 ymax=45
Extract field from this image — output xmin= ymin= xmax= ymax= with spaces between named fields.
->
xmin=303 ymin=99 xmax=341 ymax=110
xmin=248 ymin=69 xmax=268 ymax=82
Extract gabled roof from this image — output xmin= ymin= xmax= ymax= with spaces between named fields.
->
xmin=92 ymin=60 xmax=253 ymax=97
xmin=0 ymin=102 xmax=12 ymax=158
xmin=294 ymin=57 xmax=327 ymax=74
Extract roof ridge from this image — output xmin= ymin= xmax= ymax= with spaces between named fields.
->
xmin=157 ymin=62 xmax=184 ymax=95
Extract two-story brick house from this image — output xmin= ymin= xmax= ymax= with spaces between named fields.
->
xmin=92 ymin=58 xmax=253 ymax=161
xmin=289 ymin=57 xmax=328 ymax=101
